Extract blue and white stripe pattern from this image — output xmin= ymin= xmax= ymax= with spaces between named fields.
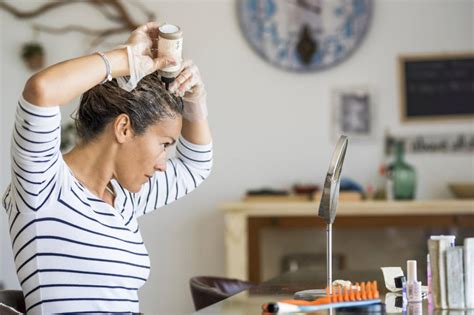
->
xmin=2 ymin=96 xmax=213 ymax=314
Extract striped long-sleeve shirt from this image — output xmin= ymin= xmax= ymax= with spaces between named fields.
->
xmin=2 ymin=96 xmax=213 ymax=314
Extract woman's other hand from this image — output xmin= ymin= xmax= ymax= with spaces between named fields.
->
xmin=169 ymin=60 xmax=208 ymax=122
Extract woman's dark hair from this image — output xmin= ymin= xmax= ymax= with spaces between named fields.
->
xmin=75 ymin=71 xmax=183 ymax=142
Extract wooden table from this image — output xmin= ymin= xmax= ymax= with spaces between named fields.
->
xmin=220 ymin=200 xmax=474 ymax=283
xmin=193 ymin=268 xmax=435 ymax=314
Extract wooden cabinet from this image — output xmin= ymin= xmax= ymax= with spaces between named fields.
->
xmin=220 ymin=200 xmax=474 ymax=283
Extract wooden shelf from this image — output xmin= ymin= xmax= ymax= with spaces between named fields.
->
xmin=220 ymin=200 xmax=474 ymax=216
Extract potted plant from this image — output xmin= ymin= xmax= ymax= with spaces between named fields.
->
xmin=21 ymin=42 xmax=45 ymax=70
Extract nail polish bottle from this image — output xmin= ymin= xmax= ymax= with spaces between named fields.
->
xmin=406 ymin=260 xmax=422 ymax=303
xmin=407 ymin=300 xmax=422 ymax=315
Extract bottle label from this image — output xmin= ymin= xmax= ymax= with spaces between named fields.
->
xmin=407 ymin=282 xmax=422 ymax=302
xmin=407 ymin=302 xmax=422 ymax=315
xmin=157 ymin=37 xmax=183 ymax=73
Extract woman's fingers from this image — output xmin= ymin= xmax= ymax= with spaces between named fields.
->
xmin=176 ymin=75 xmax=199 ymax=97
xmin=172 ymin=67 xmax=193 ymax=87
xmin=130 ymin=22 xmax=160 ymax=49
xmin=153 ymin=57 xmax=177 ymax=71
xmin=181 ymin=59 xmax=194 ymax=69
xmin=135 ymin=22 xmax=161 ymax=35
xmin=169 ymin=60 xmax=201 ymax=94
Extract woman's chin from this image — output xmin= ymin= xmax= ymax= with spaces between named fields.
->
xmin=131 ymin=185 xmax=142 ymax=193
xmin=122 ymin=182 xmax=142 ymax=193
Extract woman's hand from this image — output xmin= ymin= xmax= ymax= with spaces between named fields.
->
xmin=169 ymin=60 xmax=208 ymax=122
xmin=118 ymin=22 xmax=176 ymax=91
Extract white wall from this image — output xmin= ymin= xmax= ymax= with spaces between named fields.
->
xmin=1 ymin=0 xmax=473 ymax=313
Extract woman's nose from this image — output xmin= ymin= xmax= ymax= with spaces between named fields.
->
xmin=154 ymin=152 xmax=167 ymax=172
xmin=154 ymin=160 xmax=167 ymax=172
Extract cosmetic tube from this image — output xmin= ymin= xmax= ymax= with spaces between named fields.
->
xmin=156 ymin=23 xmax=183 ymax=89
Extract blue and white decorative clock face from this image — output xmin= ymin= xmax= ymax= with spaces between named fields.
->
xmin=238 ymin=0 xmax=373 ymax=72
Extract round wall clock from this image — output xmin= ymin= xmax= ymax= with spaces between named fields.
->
xmin=238 ymin=0 xmax=373 ymax=72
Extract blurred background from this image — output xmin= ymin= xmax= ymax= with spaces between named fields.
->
xmin=0 ymin=0 xmax=473 ymax=313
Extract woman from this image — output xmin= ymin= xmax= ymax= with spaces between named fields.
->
xmin=2 ymin=22 xmax=212 ymax=314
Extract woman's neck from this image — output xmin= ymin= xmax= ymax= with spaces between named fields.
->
xmin=63 ymin=138 xmax=116 ymax=205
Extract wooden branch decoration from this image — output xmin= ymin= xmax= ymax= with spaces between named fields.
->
xmin=0 ymin=1 xmax=85 ymax=18
xmin=0 ymin=0 xmax=156 ymax=48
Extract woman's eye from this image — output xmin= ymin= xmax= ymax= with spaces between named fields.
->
xmin=160 ymin=142 xmax=173 ymax=150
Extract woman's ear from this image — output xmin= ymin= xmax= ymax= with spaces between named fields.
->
xmin=114 ymin=114 xmax=133 ymax=143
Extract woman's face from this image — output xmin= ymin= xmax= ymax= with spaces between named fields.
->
xmin=115 ymin=116 xmax=182 ymax=192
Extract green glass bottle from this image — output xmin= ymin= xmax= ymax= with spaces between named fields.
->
xmin=390 ymin=141 xmax=416 ymax=200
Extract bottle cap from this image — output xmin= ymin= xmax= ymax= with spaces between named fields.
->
xmin=430 ymin=235 xmax=455 ymax=241
xmin=394 ymin=275 xmax=406 ymax=288
xmin=407 ymin=260 xmax=417 ymax=282
xmin=159 ymin=23 xmax=180 ymax=34
xmin=430 ymin=235 xmax=455 ymax=246
xmin=159 ymin=23 xmax=182 ymax=39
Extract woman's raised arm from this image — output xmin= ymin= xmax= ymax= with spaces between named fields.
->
xmin=23 ymin=22 xmax=175 ymax=107
xmin=23 ymin=48 xmax=129 ymax=107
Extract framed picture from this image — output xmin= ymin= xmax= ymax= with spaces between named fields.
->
xmin=332 ymin=87 xmax=373 ymax=141
xmin=398 ymin=52 xmax=474 ymax=122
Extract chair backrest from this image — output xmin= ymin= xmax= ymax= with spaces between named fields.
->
xmin=0 ymin=290 xmax=26 ymax=313
xmin=189 ymin=276 xmax=254 ymax=311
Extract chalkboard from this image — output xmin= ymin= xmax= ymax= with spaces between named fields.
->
xmin=399 ymin=53 xmax=474 ymax=122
